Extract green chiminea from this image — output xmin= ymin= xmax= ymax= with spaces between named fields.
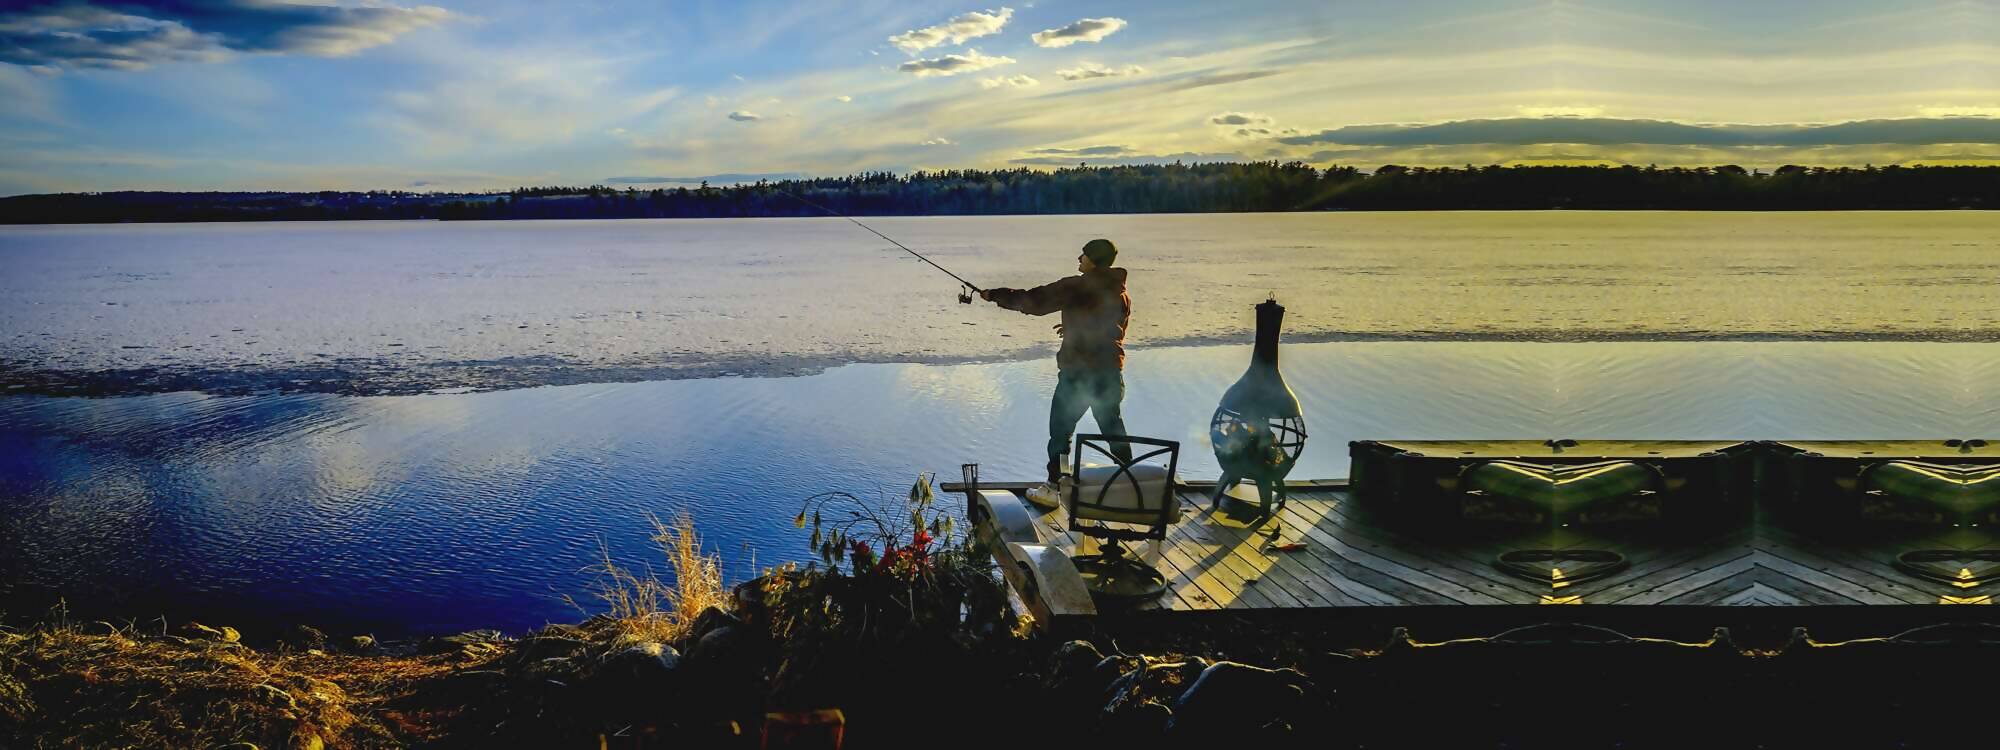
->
xmin=1209 ymin=298 xmax=1308 ymax=517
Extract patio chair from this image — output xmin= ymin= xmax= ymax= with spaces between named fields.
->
xmin=1066 ymin=433 xmax=1181 ymax=602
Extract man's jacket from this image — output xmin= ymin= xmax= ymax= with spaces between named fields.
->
xmin=987 ymin=267 xmax=1130 ymax=372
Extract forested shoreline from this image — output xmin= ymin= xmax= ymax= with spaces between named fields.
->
xmin=4 ymin=162 xmax=1998 ymax=224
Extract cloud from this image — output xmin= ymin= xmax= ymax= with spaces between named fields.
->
xmin=605 ymin=173 xmax=801 ymax=184
xmin=728 ymin=111 xmax=761 ymax=121
xmin=1919 ymin=106 xmax=2000 ymax=118
xmin=1210 ymin=112 xmax=1272 ymax=126
xmin=374 ymin=46 xmax=679 ymax=153
xmin=1010 ymin=150 xmax=1239 ymax=166
xmin=898 ymin=49 xmax=1014 ymax=77
xmin=1027 ymin=145 xmax=1132 ymax=156
xmin=979 ymin=74 xmax=1038 ymax=89
xmin=1161 ymin=69 xmax=1282 ymax=92
xmin=1031 ymin=17 xmax=1127 ymax=48
xmin=1056 ymin=62 xmax=1144 ymax=81
xmin=921 ymin=137 xmax=954 ymax=146
xmin=0 ymin=0 xmax=453 ymax=71
xmin=1289 ymin=142 xmax=2000 ymax=171
xmin=1516 ymin=105 xmax=1606 ymax=118
xmin=888 ymin=7 xmax=1013 ymax=54
xmin=0 ymin=64 xmax=60 ymax=123
xmin=1276 ymin=117 xmax=2000 ymax=147
xmin=835 ymin=95 xmax=853 ymax=102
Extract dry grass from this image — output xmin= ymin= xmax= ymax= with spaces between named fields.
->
xmin=0 ymin=620 xmax=474 ymax=749
xmin=0 ymin=512 xmax=736 ymax=747
xmin=566 ymin=512 xmax=730 ymax=644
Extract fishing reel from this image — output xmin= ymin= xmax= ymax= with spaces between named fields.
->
xmin=958 ymin=284 xmax=975 ymax=305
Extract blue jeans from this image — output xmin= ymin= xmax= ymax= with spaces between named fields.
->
xmin=1048 ymin=368 xmax=1130 ymax=482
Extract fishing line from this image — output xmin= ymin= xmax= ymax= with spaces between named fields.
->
xmin=779 ymin=190 xmax=983 ymax=301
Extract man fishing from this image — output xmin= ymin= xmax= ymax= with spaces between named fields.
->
xmin=980 ymin=238 xmax=1132 ymax=497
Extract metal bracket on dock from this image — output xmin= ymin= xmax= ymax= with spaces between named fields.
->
xmin=970 ymin=490 xmax=1039 ymax=548
xmin=965 ymin=488 xmax=1095 ymax=626
xmin=1002 ymin=542 xmax=1097 ymax=623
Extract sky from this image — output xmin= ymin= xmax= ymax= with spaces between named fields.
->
xmin=2 ymin=0 xmax=1998 ymax=195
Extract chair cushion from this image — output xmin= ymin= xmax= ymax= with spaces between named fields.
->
xmin=1070 ymin=462 xmax=1179 ymax=524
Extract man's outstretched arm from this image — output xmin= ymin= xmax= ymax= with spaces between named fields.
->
xmin=981 ymin=277 xmax=1080 ymax=316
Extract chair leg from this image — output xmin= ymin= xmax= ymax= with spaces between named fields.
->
xmin=1071 ymin=532 xmax=1169 ymax=602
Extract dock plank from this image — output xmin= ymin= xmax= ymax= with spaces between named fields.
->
xmin=1619 ymin=553 xmax=1759 ymax=605
xmin=1159 ymin=511 xmax=1291 ymax=610
xmin=1169 ymin=505 xmax=1346 ymax=608
xmin=1280 ymin=501 xmax=1517 ymax=605
xmin=1318 ymin=498 xmax=1557 ymax=600
xmin=958 ymin=477 xmax=1994 ymax=621
xmin=1751 ymin=546 xmax=1913 ymax=605
xmin=1586 ymin=540 xmax=1754 ymax=604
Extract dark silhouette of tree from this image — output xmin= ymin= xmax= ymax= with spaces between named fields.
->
xmin=5 ymin=163 xmax=1998 ymax=224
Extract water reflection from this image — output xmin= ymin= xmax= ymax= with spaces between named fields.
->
xmin=1 ymin=341 xmax=1993 ymax=635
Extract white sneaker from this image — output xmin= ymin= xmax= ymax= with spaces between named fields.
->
xmin=1024 ymin=481 xmax=1062 ymax=510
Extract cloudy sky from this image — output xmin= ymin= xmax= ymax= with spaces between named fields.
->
xmin=2 ymin=0 xmax=1998 ymax=194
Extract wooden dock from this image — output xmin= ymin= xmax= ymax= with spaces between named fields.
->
xmin=946 ymin=478 xmax=2000 ymax=629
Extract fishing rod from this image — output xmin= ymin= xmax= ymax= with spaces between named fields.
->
xmin=780 ymin=190 xmax=983 ymax=303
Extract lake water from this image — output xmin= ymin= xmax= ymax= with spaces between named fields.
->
xmin=1 ymin=214 xmax=1996 ymax=636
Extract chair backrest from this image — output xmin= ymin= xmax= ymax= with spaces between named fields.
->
xmin=1068 ymin=434 xmax=1180 ymax=536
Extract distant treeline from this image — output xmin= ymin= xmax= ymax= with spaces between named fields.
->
xmin=5 ymin=162 xmax=1998 ymax=223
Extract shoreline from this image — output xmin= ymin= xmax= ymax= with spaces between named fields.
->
xmin=7 ymin=205 xmax=2000 ymax=227
xmin=6 ymin=593 xmax=1993 ymax=748
xmin=5 ymin=331 xmax=1997 ymax=399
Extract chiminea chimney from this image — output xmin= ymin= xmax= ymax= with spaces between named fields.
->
xmin=1253 ymin=297 xmax=1284 ymax=370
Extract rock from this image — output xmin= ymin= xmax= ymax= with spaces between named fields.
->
xmin=584 ymin=641 xmax=683 ymax=696
xmin=732 ymin=577 xmax=774 ymax=624
xmin=686 ymin=606 xmax=742 ymax=645
xmin=345 ymin=635 xmax=378 ymax=654
xmin=1044 ymin=640 xmax=1106 ymax=694
xmin=282 ymin=625 xmax=328 ymax=651
xmin=683 ymin=621 xmax=772 ymax=689
xmin=512 ymin=632 xmax=587 ymax=664
xmin=1168 ymin=661 xmax=1312 ymax=738
xmin=1092 ymin=654 xmax=1143 ymax=693
xmin=1102 ymin=659 xmax=1186 ymax=718
xmin=685 ymin=624 xmax=742 ymax=664
xmin=250 ymin=683 xmax=298 ymax=712
xmin=606 ymin=641 xmax=681 ymax=674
